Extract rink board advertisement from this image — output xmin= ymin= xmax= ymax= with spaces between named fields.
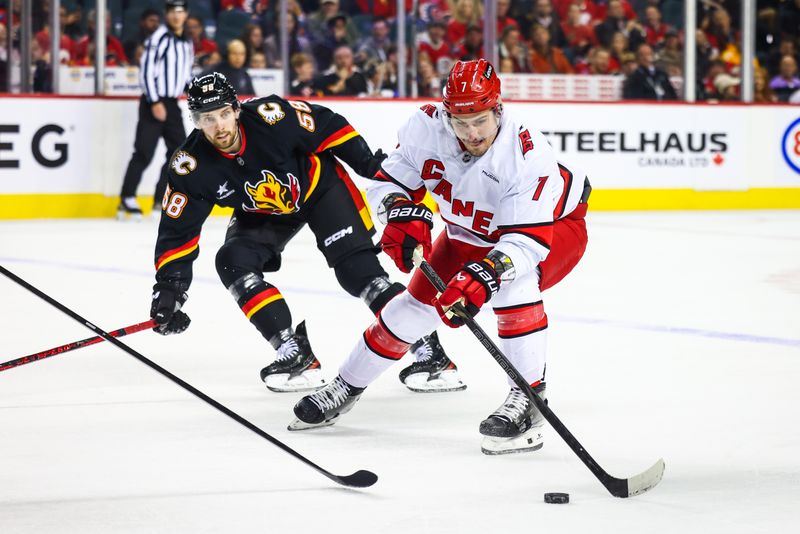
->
xmin=0 ymin=96 xmax=799 ymax=218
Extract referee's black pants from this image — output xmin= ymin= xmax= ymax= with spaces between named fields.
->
xmin=120 ymin=96 xmax=186 ymax=204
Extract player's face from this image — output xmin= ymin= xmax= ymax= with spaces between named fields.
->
xmin=196 ymin=106 xmax=240 ymax=151
xmin=449 ymin=109 xmax=500 ymax=157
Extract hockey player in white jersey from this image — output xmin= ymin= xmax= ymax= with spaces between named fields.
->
xmin=291 ymin=59 xmax=591 ymax=454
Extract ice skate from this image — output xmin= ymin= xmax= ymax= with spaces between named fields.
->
xmin=479 ymin=384 xmax=546 ymax=455
xmin=116 ymin=197 xmax=143 ymax=221
xmin=260 ymin=321 xmax=325 ymax=392
xmin=288 ymin=375 xmax=364 ymax=430
xmin=398 ymin=331 xmax=466 ymax=393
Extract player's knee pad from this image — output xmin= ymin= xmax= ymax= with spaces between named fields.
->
xmin=361 ymin=277 xmax=405 ymax=315
xmin=215 ymin=238 xmax=276 ymax=287
xmin=333 ymin=250 xmax=389 ymax=298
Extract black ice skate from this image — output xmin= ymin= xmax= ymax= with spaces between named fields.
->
xmin=288 ymin=375 xmax=365 ymax=430
xmin=398 ymin=331 xmax=466 ymax=392
xmin=116 ymin=197 xmax=143 ymax=221
xmin=479 ymin=383 xmax=546 ymax=455
xmin=260 ymin=321 xmax=325 ymax=392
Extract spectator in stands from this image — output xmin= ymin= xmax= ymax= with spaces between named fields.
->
xmin=595 ymin=0 xmax=645 ymax=50
xmin=319 ymin=45 xmax=367 ymax=96
xmin=31 ymin=37 xmax=52 ymax=93
xmin=620 ymin=51 xmax=637 ymax=76
xmin=0 ymin=22 xmax=7 ymax=91
xmin=656 ymin=28 xmax=683 ymax=77
xmin=34 ymin=5 xmax=75 ymax=64
xmin=713 ymin=72 xmax=740 ymax=101
xmin=623 ymin=43 xmax=678 ymax=100
xmin=704 ymin=7 xmax=741 ymax=71
xmin=496 ymin=0 xmax=519 ymax=35
xmin=498 ymin=25 xmax=530 ymax=73
xmin=240 ymin=23 xmax=266 ymax=65
xmin=754 ymin=67 xmax=777 ymax=103
xmin=576 ymin=46 xmax=615 ymax=74
xmin=124 ymin=9 xmax=161 ymax=66
xmin=186 ymin=15 xmax=218 ymax=69
xmin=204 ymin=39 xmax=256 ymax=96
xmin=74 ymin=10 xmax=129 ymax=66
xmin=418 ymin=20 xmax=452 ymax=74
xmin=221 ymin=0 xmax=269 ymax=26
xmin=608 ymin=31 xmax=628 ymax=72
xmin=417 ymin=58 xmax=443 ymax=97
xmin=363 ymin=58 xmax=395 ymax=97
xmin=769 ymin=55 xmax=800 ymax=101
xmin=780 ymin=0 xmax=800 ymax=41
xmin=457 ymin=24 xmax=483 ymax=61
xmin=307 ymin=0 xmax=358 ymax=47
xmin=354 ymin=0 xmax=411 ymax=18
xmin=250 ymin=51 xmax=267 ymax=68
xmin=356 ymin=18 xmax=392 ymax=66
xmin=313 ymin=13 xmax=355 ymax=72
xmin=700 ymin=58 xmax=725 ymax=100
xmin=289 ymin=52 xmax=320 ymax=97
xmin=529 ymin=24 xmax=573 ymax=74
xmin=561 ymin=2 xmax=598 ymax=59
xmin=447 ymin=0 xmax=482 ymax=46
xmin=263 ymin=11 xmax=313 ymax=69
xmin=766 ymin=38 xmax=799 ymax=79
xmin=530 ymin=0 xmax=566 ymax=48
xmin=643 ymin=5 xmax=672 ymax=48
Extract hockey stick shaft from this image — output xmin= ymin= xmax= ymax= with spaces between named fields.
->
xmin=0 ymin=319 xmax=157 ymax=372
xmin=0 ymin=265 xmax=376 ymax=489
xmin=412 ymin=249 xmax=662 ymax=497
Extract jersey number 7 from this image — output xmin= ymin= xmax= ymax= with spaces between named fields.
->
xmin=532 ymin=176 xmax=548 ymax=201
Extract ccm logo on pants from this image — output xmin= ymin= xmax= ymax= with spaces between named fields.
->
xmin=324 ymin=226 xmax=353 ymax=247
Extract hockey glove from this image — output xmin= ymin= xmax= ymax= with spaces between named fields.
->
xmin=434 ymin=261 xmax=500 ymax=327
xmin=150 ymin=282 xmax=191 ymax=335
xmin=379 ymin=196 xmax=433 ymax=273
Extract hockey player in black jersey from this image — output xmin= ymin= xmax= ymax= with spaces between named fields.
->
xmin=149 ymin=72 xmax=463 ymax=392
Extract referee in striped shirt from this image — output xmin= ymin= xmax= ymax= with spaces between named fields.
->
xmin=118 ymin=0 xmax=193 ymax=219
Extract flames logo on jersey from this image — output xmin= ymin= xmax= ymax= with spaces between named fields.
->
xmin=171 ymin=151 xmax=197 ymax=175
xmin=257 ymin=102 xmax=285 ymax=125
xmin=243 ymin=170 xmax=300 ymax=214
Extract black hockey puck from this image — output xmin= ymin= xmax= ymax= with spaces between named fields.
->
xmin=544 ymin=492 xmax=569 ymax=504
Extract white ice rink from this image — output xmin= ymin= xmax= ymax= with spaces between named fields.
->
xmin=1 ymin=211 xmax=798 ymax=534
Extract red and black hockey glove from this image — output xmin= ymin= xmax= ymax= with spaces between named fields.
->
xmin=150 ymin=282 xmax=191 ymax=335
xmin=434 ymin=260 xmax=500 ymax=327
xmin=379 ymin=196 xmax=433 ymax=273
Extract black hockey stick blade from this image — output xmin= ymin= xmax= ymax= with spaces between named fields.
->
xmin=0 ymin=265 xmax=377 ymax=490
xmin=336 ymin=470 xmax=379 ymax=488
xmin=411 ymin=248 xmax=664 ymax=498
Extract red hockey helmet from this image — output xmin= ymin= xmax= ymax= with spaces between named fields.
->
xmin=442 ymin=59 xmax=502 ymax=115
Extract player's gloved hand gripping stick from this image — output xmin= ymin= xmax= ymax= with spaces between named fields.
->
xmin=411 ymin=247 xmax=665 ymax=498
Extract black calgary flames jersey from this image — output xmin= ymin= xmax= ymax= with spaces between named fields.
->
xmin=154 ymin=95 xmax=382 ymax=287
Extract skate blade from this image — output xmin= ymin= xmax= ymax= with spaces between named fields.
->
xmin=264 ymin=369 xmax=326 ymax=393
xmin=287 ymin=414 xmax=341 ymax=431
xmin=481 ymin=426 xmax=544 ymax=455
xmin=404 ymin=369 xmax=467 ymax=393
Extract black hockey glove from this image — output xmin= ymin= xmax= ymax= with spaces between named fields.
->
xmin=150 ymin=282 xmax=191 ymax=335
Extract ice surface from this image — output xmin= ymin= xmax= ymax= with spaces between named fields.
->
xmin=1 ymin=211 xmax=798 ymax=533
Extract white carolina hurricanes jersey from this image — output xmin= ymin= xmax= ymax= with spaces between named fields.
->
xmin=368 ymin=103 xmax=588 ymax=278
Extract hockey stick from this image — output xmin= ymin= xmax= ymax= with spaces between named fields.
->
xmin=411 ymin=249 xmax=664 ymax=498
xmin=1 ymin=319 xmax=157 ymax=372
xmin=0 ymin=265 xmax=377 ymax=489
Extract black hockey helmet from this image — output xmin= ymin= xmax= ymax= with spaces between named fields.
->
xmin=187 ymin=72 xmax=240 ymax=118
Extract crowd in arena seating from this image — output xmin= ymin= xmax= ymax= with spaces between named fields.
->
xmin=1 ymin=0 xmax=799 ymax=102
